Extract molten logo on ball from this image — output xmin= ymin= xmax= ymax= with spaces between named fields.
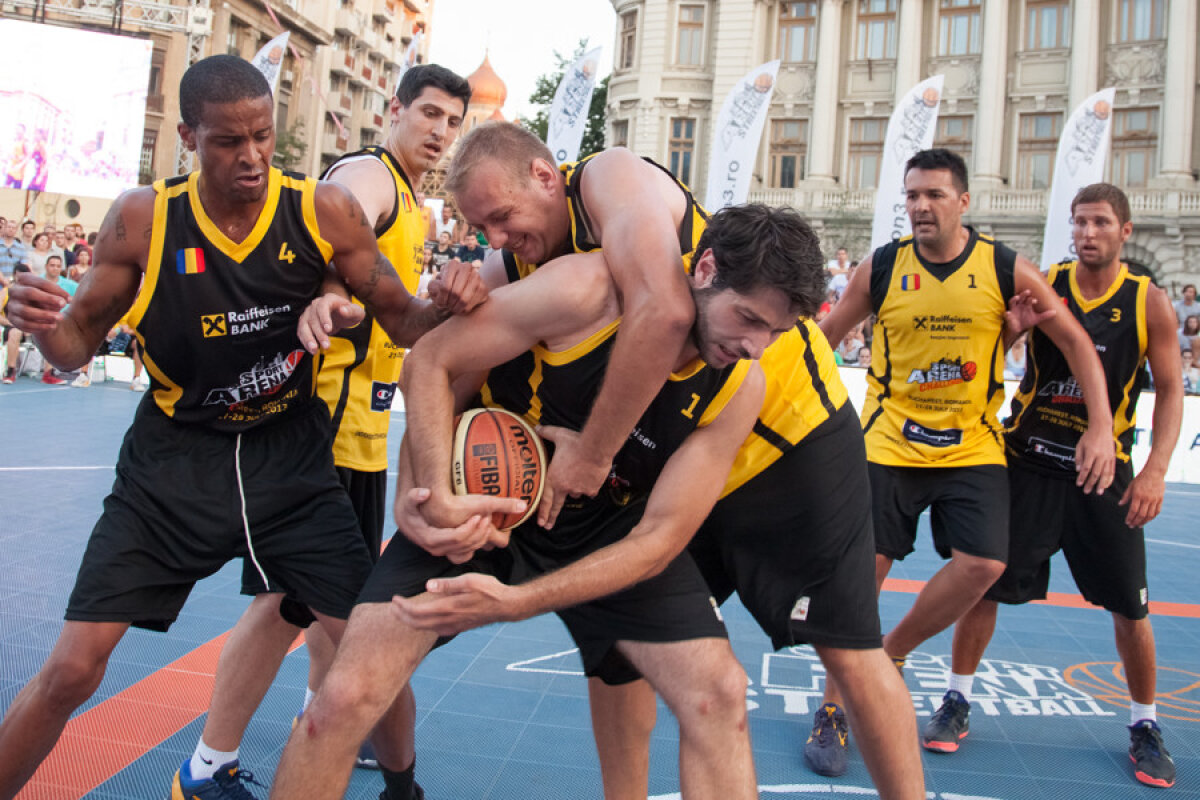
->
xmin=452 ymin=408 xmax=547 ymax=530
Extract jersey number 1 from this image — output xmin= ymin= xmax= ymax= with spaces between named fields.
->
xmin=681 ymin=393 xmax=701 ymax=419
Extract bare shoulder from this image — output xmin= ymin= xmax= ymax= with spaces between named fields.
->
xmin=95 ymin=185 xmax=157 ymax=262
xmin=324 ymin=155 xmax=391 ymax=188
xmin=313 ymin=180 xmax=371 ymax=235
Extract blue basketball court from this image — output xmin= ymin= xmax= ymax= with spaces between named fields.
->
xmin=2 ymin=379 xmax=1197 ymax=799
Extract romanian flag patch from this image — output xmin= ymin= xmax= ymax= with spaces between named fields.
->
xmin=176 ymin=248 xmax=206 ymax=275
xmin=401 ymin=192 xmax=413 ymax=213
xmin=900 ymin=274 xmax=920 ymax=291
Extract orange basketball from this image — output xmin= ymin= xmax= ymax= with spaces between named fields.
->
xmin=451 ymin=408 xmax=546 ymax=531
xmin=961 ymin=361 xmax=977 ymax=381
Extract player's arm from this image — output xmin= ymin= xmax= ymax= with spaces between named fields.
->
xmin=820 ymin=252 xmax=873 ymax=345
xmin=547 ymin=148 xmax=697 ymax=503
xmin=391 ymin=365 xmax=765 ymax=635
xmin=1122 ymin=285 xmax=1183 ymax=527
xmin=1014 ymin=257 xmax=1115 ymax=493
xmin=400 ymin=254 xmax=615 ymax=532
xmin=312 ymin=182 xmax=487 ymax=348
xmin=5 ymin=189 xmax=148 ymax=369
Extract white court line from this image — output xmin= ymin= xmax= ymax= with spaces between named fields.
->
xmin=0 ymin=466 xmax=113 ymax=472
xmin=1146 ymin=537 xmax=1200 ymax=550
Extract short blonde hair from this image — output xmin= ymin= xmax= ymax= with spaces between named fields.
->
xmin=446 ymin=122 xmax=554 ymax=197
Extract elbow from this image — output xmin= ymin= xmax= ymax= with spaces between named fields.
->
xmin=635 ymin=292 xmax=694 ymax=338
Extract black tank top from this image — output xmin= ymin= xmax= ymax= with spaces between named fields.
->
xmin=127 ymin=168 xmax=332 ymax=431
xmin=1005 ymin=262 xmax=1151 ymax=471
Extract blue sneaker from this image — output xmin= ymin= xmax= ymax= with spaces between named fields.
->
xmin=1129 ymin=719 xmax=1176 ymax=788
xmin=922 ymin=690 xmax=970 ymax=753
xmin=170 ymin=758 xmax=264 ymax=800
xmin=803 ymin=703 xmax=849 ymax=777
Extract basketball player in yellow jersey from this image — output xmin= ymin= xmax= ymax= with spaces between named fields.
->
xmin=938 ymin=184 xmax=1182 ymax=787
xmin=366 ymin=123 xmax=923 ymax=799
xmin=0 ymin=55 xmax=500 ymax=800
xmin=819 ymin=148 xmax=1114 ymax=738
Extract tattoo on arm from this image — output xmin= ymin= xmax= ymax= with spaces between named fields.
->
xmin=97 ymin=202 xmax=123 ymax=248
xmin=115 ymin=214 xmax=127 ymax=242
xmin=355 ymin=252 xmax=386 ymax=303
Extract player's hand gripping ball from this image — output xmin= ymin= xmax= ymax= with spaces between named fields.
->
xmin=452 ymin=408 xmax=546 ymax=530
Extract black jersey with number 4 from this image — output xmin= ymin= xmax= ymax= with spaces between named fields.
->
xmin=127 ymin=168 xmax=333 ymax=432
xmin=1005 ymin=261 xmax=1151 ymax=472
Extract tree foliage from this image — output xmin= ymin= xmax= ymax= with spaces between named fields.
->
xmin=272 ymin=120 xmax=308 ymax=171
xmin=517 ymin=40 xmax=609 ymax=159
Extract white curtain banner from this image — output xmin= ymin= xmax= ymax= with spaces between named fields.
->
xmin=703 ymin=60 xmax=780 ymax=212
xmin=1040 ymin=88 xmax=1117 ymax=270
xmin=395 ymin=28 xmax=424 ymax=93
xmin=547 ymin=47 xmax=603 ymax=165
xmin=251 ymin=31 xmax=290 ymax=95
xmin=870 ymin=74 xmax=944 ymax=252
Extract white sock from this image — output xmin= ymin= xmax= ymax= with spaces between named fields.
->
xmin=1131 ymin=701 xmax=1157 ymax=726
xmin=302 ymin=687 xmax=316 ymax=713
xmin=189 ymin=739 xmax=238 ymax=782
xmin=948 ymin=672 xmax=975 ymax=703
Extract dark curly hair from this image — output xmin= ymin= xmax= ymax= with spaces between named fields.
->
xmin=694 ymin=203 xmax=828 ymax=318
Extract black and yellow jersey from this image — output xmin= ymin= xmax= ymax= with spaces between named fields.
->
xmin=1005 ymin=261 xmax=1150 ymax=472
xmin=501 ymin=153 xmax=847 ymax=498
xmin=481 ymin=317 xmax=749 ymax=506
xmin=316 ymin=146 xmax=425 ymax=472
xmin=126 ymin=168 xmax=330 ymax=431
xmin=861 ymin=228 xmax=1016 ymax=467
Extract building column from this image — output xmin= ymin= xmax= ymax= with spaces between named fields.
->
xmin=893 ymin=0 xmax=924 ymax=103
xmin=972 ymin=0 xmax=1008 ymax=185
xmin=1159 ymin=0 xmax=1198 ymax=184
xmin=807 ymin=0 xmax=845 ymax=183
xmin=1068 ymin=0 xmax=1100 ymax=112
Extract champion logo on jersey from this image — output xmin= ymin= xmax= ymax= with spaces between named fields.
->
xmin=176 ymin=248 xmax=206 ymax=275
xmin=900 ymin=274 xmax=920 ymax=291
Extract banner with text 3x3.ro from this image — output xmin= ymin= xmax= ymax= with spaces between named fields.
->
xmin=703 ymin=60 xmax=780 ymax=213
xmin=870 ymin=75 xmax=945 ymax=253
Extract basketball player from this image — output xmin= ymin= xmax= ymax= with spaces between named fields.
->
xmin=168 ymin=64 xmax=476 ymax=797
xmin=301 ymin=123 xmax=923 ymax=797
xmin=0 ymin=55 xmax=500 ymax=799
xmin=816 ymin=148 xmax=1115 ymax=766
xmin=932 ymin=184 xmax=1181 ymax=789
xmin=271 ymin=203 xmax=826 ymax=800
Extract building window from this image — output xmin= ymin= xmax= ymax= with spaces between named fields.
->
xmin=226 ymin=19 xmax=248 ymax=56
xmin=938 ymin=0 xmax=981 ymax=56
xmin=779 ymin=2 xmax=818 ymax=63
xmin=1016 ymin=113 xmax=1061 ymax=189
xmin=769 ymin=119 xmax=808 ymax=188
xmin=934 ymin=114 xmax=974 ymax=167
xmin=1111 ymin=107 xmax=1159 ymax=187
xmin=849 ymin=117 xmax=886 ymax=189
xmin=668 ymin=117 xmax=696 ymax=186
xmin=139 ymin=130 xmax=157 ymax=185
xmin=611 ymin=119 xmax=629 ymax=148
xmin=1116 ymin=0 xmax=1165 ymax=42
xmin=677 ymin=4 xmax=705 ymax=66
xmin=619 ymin=10 xmax=638 ymax=70
xmin=1026 ymin=0 xmax=1070 ymax=50
xmin=856 ymin=0 xmax=897 ymax=60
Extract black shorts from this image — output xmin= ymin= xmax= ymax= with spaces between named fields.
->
xmin=870 ymin=462 xmax=1009 ymax=563
xmin=359 ymin=497 xmax=726 ymax=685
xmin=67 ymin=399 xmax=373 ymax=631
xmin=986 ymin=456 xmax=1149 ymax=619
xmin=689 ymin=403 xmax=882 ymax=650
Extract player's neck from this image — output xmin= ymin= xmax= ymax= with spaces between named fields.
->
xmin=1074 ymin=257 xmax=1122 ymax=298
xmin=386 ymin=143 xmax=426 ymax=189
xmin=918 ymin=225 xmax=970 ymax=264
xmin=196 ymin=178 xmax=269 ymax=242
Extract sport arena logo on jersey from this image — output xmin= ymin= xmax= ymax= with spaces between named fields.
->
xmin=906 ymin=358 xmax=977 ymax=391
xmin=1037 ymin=377 xmax=1085 ymax=404
xmin=203 ymin=350 xmax=305 ymax=406
xmin=199 ymin=304 xmax=292 ymax=338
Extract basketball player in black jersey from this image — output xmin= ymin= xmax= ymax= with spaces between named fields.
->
xmin=271 ymin=205 xmax=826 ymax=800
xmin=0 ymin=55 xmax=501 ymax=799
xmin=936 ymin=184 xmax=1182 ymax=788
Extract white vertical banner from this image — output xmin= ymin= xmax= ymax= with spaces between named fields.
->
xmin=395 ymin=26 xmax=424 ymax=93
xmin=547 ymin=47 xmax=603 ymax=165
xmin=1040 ymin=88 xmax=1117 ymax=270
xmin=703 ymin=60 xmax=780 ymax=212
xmin=870 ymin=74 xmax=944 ymax=251
xmin=251 ymin=31 xmax=290 ymax=95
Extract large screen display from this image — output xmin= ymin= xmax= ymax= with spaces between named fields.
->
xmin=0 ymin=19 xmax=152 ymax=199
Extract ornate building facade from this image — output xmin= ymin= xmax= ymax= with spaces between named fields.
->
xmin=606 ymin=0 xmax=1200 ymax=287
